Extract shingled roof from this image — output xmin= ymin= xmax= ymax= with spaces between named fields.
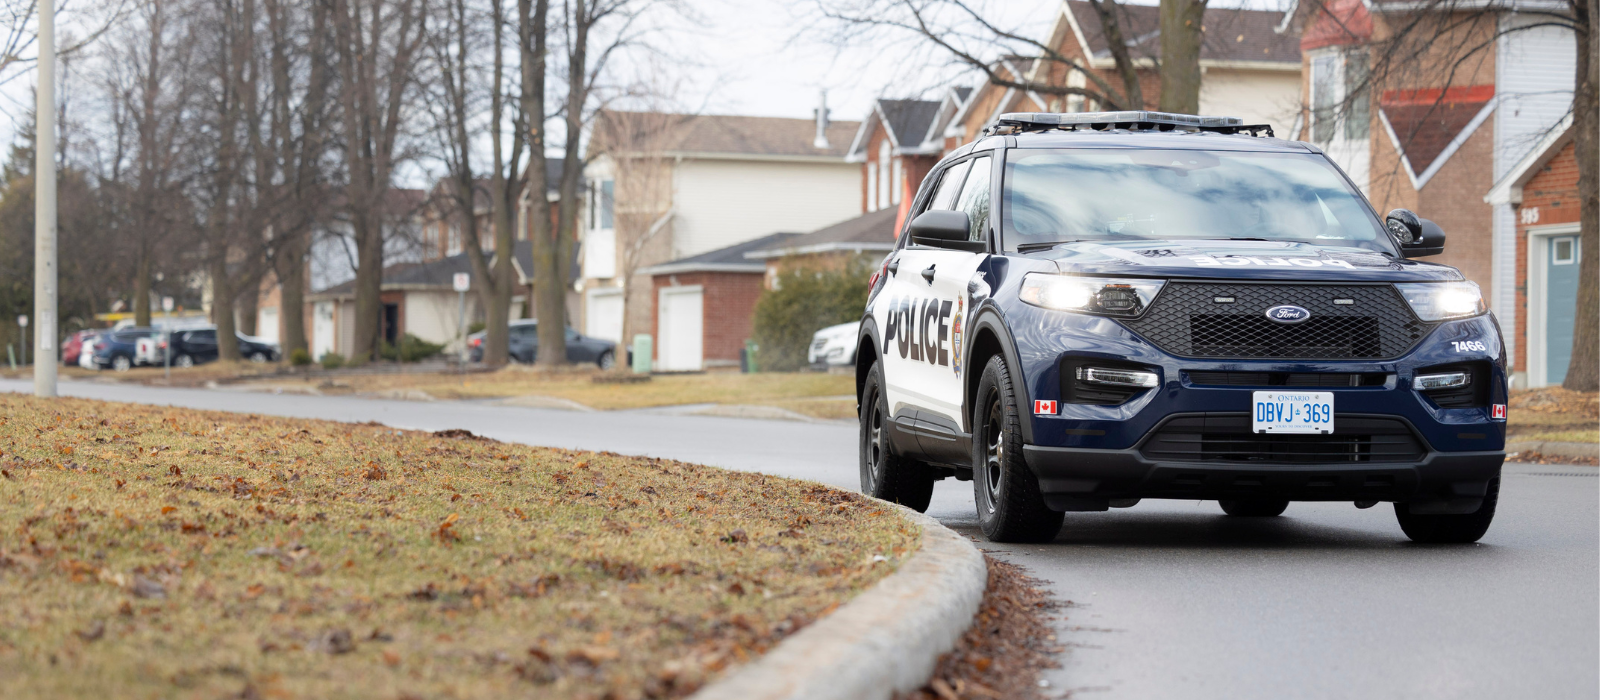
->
xmin=311 ymin=240 xmax=577 ymax=298
xmin=1064 ymin=1 xmax=1301 ymax=65
xmin=638 ymin=231 xmax=805 ymax=276
xmin=744 ymin=208 xmax=899 ymax=260
xmin=592 ymin=111 xmax=860 ymax=160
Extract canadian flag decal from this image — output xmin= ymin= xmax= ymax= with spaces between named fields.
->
xmin=1491 ymin=404 xmax=1506 ymax=419
xmin=1034 ymin=400 xmax=1057 ymax=415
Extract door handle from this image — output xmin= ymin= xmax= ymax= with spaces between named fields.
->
xmin=921 ymin=265 xmax=936 ymax=284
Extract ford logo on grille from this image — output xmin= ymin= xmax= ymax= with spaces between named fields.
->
xmin=1265 ymin=305 xmax=1311 ymax=324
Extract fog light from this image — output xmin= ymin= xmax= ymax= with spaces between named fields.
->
xmin=1415 ymin=371 xmax=1469 ymax=391
xmin=1077 ymin=366 xmax=1159 ymax=388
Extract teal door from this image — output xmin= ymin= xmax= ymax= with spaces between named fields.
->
xmin=1545 ymin=235 xmax=1579 ymax=384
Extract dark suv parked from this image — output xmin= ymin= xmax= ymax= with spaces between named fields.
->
xmin=467 ymin=320 xmax=617 ymax=368
xmin=166 ymin=328 xmax=281 ymax=367
xmin=92 ymin=328 xmax=157 ymax=371
xmin=856 ymin=111 xmax=1506 ymax=545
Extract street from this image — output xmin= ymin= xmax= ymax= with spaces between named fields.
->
xmin=3 ymin=378 xmax=1596 ymax=700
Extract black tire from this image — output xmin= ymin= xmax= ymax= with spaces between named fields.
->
xmin=859 ymin=360 xmax=935 ymax=512
xmin=249 ymin=352 xmax=268 ymax=363
xmin=973 ymin=355 xmax=1064 ymax=543
xmin=1219 ymin=499 xmax=1290 ymax=517
xmin=1395 ymin=477 xmax=1499 ymax=544
xmin=111 ymin=355 xmax=131 ymax=372
xmin=175 ymin=354 xmax=194 ymax=368
xmin=597 ymin=350 xmax=615 ymax=370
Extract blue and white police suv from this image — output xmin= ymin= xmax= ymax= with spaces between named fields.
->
xmin=855 ymin=111 xmax=1506 ymax=544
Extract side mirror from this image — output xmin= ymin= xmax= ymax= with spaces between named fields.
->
xmin=909 ymin=210 xmax=985 ymax=252
xmin=1386 ymin=208 xmax=1445 ymax=258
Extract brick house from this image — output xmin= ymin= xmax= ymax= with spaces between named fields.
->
xmin=1282 ymin=0 xmax=1576 ymax=380
xmin=945 ymin=2 xmax=1303 ymax=150
xmin=638 ymin=232 xmax=801 ymax=371
xmin=1484 ymin=118 xmax=1581 ymax=388
xmin=579 ymin=108 xmax=861 ymax=369
xmin=845 ymin=89 xmax=972 ymax=224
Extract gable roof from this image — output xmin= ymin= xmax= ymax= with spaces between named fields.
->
xmin=1062 ymin=1 xmax=1301 ymax=67
xmin=1485 ymin=114 xmax=1575 ymax=206
xmin=846 ymin=98 xmax=945 ymax=161
xmin=638 ymin=231 xmax=804 ymax=276
xmin=1378 ymin=85 xmax=1497 ymax=189
xmin=311 ymin=240 xmax=576 ymax=298
xmin=591 ymin=111 xmax=859 ymax=162
xmin=744 ymin=207 xmax=899 ymax=260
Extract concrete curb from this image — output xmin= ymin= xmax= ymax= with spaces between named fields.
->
xmin=1507 ymin=441 xmax=1599 ymax=461
xmin=690 ymin=507 xmax=987 ymax=700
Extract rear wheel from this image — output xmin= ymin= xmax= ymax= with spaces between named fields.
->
xmin=1219 ymin=500 xmax=1290 ymax=517
xmin=597 ymin=350 xmax=615 ymax=370
xmin=249 ymin=352 xmax=269 ymax=363
xmin=859 ymin=360 xmax=935 ymax=512
xmin=112 ymin=355 xmax=131 ymax=372
xmin=1395 ymin=478 xmax=1499 ymax=543
xmin=973 ymin=355 xmax=1063 ymax=543
xmin=175 ymin=354 xmax=194 ymax=368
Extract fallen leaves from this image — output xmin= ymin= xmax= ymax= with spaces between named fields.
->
xmin=434 ymin=513 xmax=461 ymax=544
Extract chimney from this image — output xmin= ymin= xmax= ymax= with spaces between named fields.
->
xmin=813 ymin=90 xmax=830 ymax=149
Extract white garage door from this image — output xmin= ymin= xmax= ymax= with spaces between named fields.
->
xmin=586 ymin=288 xmax=624 ymax=344
xmin=658 ymin=286 xmax=703 ymax=371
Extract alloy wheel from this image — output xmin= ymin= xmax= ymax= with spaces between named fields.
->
xmin=983 ymin=393 xmax=1003 ymax=514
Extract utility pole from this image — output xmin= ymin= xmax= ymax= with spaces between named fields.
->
xmin=33 ymin=0 xmax=57 ymax=398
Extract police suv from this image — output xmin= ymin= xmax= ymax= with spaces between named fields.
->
xmin=856 ymin=111 xmax=1506 ymax=544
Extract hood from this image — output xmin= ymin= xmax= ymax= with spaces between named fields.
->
xmin=1034 ymin=239 xmax=1464 ymax=282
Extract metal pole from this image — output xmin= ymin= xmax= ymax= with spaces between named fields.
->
xmin=33 ymin=0 xmax=57 ymax=397
xmin=456 ymin=289 xmax=466 ymax=372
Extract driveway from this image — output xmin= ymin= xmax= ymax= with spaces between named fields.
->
xmin=4 ymin=378 xmax=1595 ymax=699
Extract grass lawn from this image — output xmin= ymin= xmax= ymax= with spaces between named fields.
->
xmin=1507 ymin=387 xmax=1599 ymax=444
xmin=0 ymin=395 xmax=914 ymax=699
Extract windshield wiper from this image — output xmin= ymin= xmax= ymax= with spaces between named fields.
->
xmin=1017 ymin=240 xmax=1082 ymax=253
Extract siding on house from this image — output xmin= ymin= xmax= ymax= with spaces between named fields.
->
xmin=671 ymin=158 xmax=860 ymax=259
xmin=650 ymin=271 xmax=765 ymax=367
xmin=1513 ymin=142 xmax=1580 ymax=379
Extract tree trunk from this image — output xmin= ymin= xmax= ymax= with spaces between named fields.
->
xmin=522 ymin=0 xmax=560 ymax=366
xmin=352 ymin=212 xmax=384 ymax=363
xmin=238 ymin=281 xmax=258 ymax=336
xmin=1087 ymin=0 xmax=1144 ymax=110
xmin=1158 ymin=0 xmax=1206 ymax=114
xmin=134 ymin=247 xmax=152 ymax=326
xmin=278 ymin=232 xmax=307 ymax=358
xmin=1563 ymin=1 xmax=1597 ymax=391
xmin=213 ymin=256 xmax=240 ymax=361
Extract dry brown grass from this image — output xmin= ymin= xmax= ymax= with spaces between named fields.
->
xmin=0 ymin=395 xmax=914 ymax=699
xmin=1508 ymin=387 xmax=1599 ymax=444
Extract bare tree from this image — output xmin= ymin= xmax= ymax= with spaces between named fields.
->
xmin=519 ymin=0 xmax=553 ymax=355
xmin=330 ymin=0 xmax=427 ymax=362
xmin=1157 ymin=0 xmax=1206 ymax=113
xmin=588 ymin=108 xmax=678 ymax=347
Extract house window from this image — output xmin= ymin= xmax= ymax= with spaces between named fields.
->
xmin=1311 ymin=54 xmax=1339 ymax=143
xmin=877 ymin=139 xmax=891 ymax=210
xmin=1553 ymin=236 xmax=1577 ymax=265
xmin=866 ymin=162 xmax=878 ymax=212
xmin=587 ymin=179 xmax=614 ymax=230
xmin=891 ymin=158 xmax=904 ymax=205
xmin=1312 ymin=51 xmax=1369 ymax=143
xmin=447 ymin=223 xmax=462 ymax=256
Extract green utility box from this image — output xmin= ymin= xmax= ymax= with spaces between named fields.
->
xmin=742 ymin=340 xmax=758 ymax=373
xmin=631 ymin=334 xmax=652 ymax=374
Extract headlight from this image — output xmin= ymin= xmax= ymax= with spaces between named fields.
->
xmin=1019 ymin=274 xmax=1164 ymax=317
xmin=1396 ymin=281 xmax=1484 ymax=321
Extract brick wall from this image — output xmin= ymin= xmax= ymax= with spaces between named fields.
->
xmin=1512 ymin=141 xmax=1580 ymax=371
xmin=650 ymin=271 xmax=764 ymax=365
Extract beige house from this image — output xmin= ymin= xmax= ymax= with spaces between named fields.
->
xmin=578 ymin=109 xmax=861 ymax=366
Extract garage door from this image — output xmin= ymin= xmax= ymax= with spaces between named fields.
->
xmin=586 ymin=288 xmax=624 ymax=344
xmin=658 ymin=286 xmax=703 ymax=371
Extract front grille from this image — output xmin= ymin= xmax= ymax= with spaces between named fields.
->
xmin=1124 ymin=282 xmax=1434 ymax=360
xmin=1187 ymin=371 xmax=1389 ymax=387
xmin=1140 ymin=414 xmax=1427 ymax=464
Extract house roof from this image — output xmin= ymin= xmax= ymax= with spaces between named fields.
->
xmin=592 ymin=111 xmax=860 ymax=161
xmin=638 ymin=231 xmax=805 ymax=276
xmin=1063 ymin=1 xmax=1301 ymax=66
xmin=846 ymin=98 xmax=945 ymax=161
xmin=311 ymin=239 xmax=577 ymax=298
xmin=744 ymin=207 xmax=899 ymax=260
xmin=1485 ymin=115 xmax=1575 ymax=206
xmin=1378 ymin=85 xmax=1497 ymax=189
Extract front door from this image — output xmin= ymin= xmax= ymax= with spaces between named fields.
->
xmin=1544 ymin=235 xmax=1579 ymax=384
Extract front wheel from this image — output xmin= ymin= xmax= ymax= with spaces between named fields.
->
xmin=1395 ymin=478 xmax=1499 ymax=543
xmin=249 ymin=352 xmax=268 ymax=363
xmin=859 ymin=360 xmax=935 ymax=512
xmin=597 ymin=350 xmax=615 ymax=370
xmin=111 ymin=355 xmax=132 ymax=372
xmin=973 ymin=355 xmax=1063 ymax=543
xmin=175 ymin=354 xmax=194 ymax=368
xmin=1219 ymin=500 xmax=1290 ymax=517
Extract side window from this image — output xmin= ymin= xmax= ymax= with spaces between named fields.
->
xmin=954 ymin=156 xmax=992 ymax=241
xmin=928 ymin=160 xmax=972 ymax=211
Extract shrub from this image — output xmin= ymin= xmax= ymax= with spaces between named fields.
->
xmin=379 ymin=333 xmax=445 ymax=363
xmin=289 ymin=348 xmax=312 ymax=367
xmin=752 ymin=258 xmax=873 ymax=372
xmin=467 ymin=321 xmax=486 ymax=335
xmin=319 ymin=352 xmax=345 ymax=370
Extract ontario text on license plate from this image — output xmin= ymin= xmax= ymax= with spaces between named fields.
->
xmin=1252 ymin=391 xmax=1334 ymax=434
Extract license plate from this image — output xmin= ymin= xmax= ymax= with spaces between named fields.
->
xmin=1252 ymin=391 xmax=1334 ymax=434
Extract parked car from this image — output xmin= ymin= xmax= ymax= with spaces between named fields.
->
xmin=467 ymin=321 xmax=617 ymax=368
xmin=857 ymin=110 xmax=1505 ymax=545
xmin=92 ymin=328 xmax=157 ymax=371
xmin=61 ymin=330 xmax=97 ymax=366
xmin=809 ymin=321 xmax=861 ymax=368
xmin=78 ymin=332 xmax=105 ymax=369
xmin=166 ymin=328 xmax=282 ymax=367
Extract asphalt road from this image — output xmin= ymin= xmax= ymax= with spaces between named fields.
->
xmin=3 ymin=378 xmax=1596 ymax=700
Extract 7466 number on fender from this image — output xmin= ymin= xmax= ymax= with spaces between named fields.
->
xmin=1252 ymin=391 xmax=1334 ymax=434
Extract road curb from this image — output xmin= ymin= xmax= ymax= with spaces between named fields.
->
xmin=690 ymin=507 xmax=987 ymax=700
xmin=1508 ymin=440 xmax=1599 ymax=461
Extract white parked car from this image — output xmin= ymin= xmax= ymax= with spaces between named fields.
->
xmin=808 ymin=321 xmax=860 ymax=367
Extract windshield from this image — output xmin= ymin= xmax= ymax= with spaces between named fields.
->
xmin=1002 ymin=149 xmax=1393 ymax=254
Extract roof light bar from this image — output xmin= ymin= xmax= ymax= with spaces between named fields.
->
xmin=986 ymin=111 xmax=1272 ymax=137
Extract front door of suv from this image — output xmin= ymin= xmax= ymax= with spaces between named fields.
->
xmin=878 ymin=154 xmax=994 ymax=434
